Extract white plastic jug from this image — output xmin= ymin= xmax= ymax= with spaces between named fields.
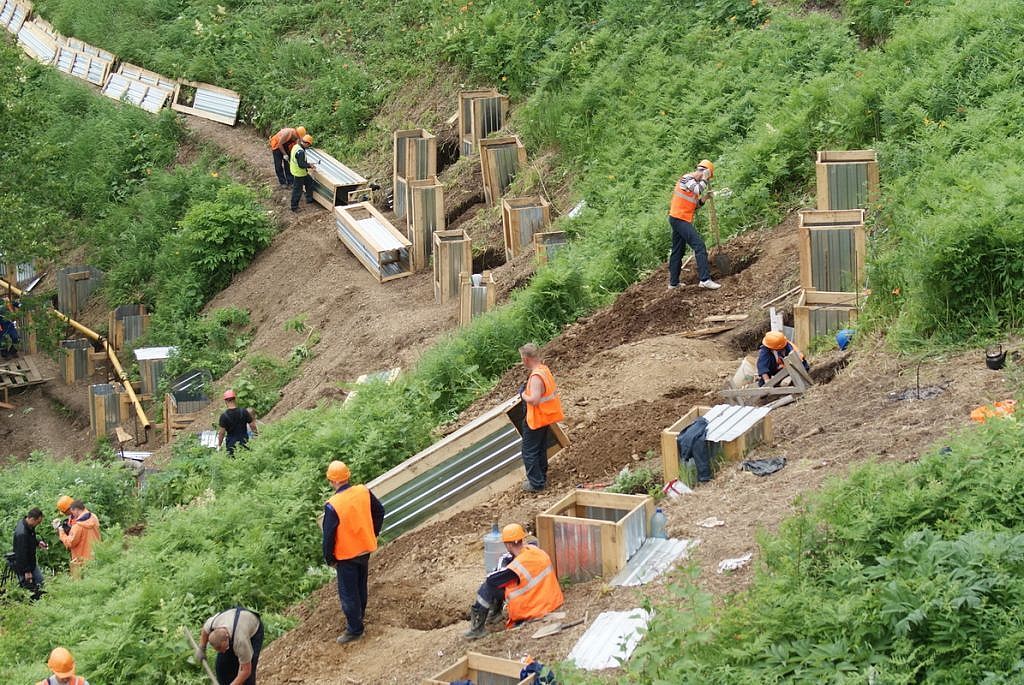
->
xmin=483 ymin=522 xmax=504 ymax=571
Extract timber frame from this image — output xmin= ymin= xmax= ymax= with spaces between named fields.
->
xmin=501 ymin=196 xmax=551 ymax=259
xmin=815 ymin=149 xmax=880 ymax=211
xmin=432 ymin=230 xmax=471 ymax=304
xmin=459 ymin=270 xmax=496 ymax=326
xmin=424 ymin=652 xmax=535 ymax=685
xmin=393 ymin=129 xmax=437 ymax=220
xmin=334 ymin=203 xmax=414 ymax=283
xmin=660 ymin=405 xmax=773 ymax=483
xmin=480 ymin=136 xmax=527 ymax=206
xmin=458 ymin=89 xmax=509 ymax=156
xmin=794 ymin=289 xmax=864 ymax=352
xmin=798 ymin=209 xmax=866 ymax=292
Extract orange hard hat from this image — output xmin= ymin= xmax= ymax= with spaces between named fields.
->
xmin=223 ymin=389 xmax=236 ymax=401
xmin=326 ymin=460 xmax=350 ymax=482
xmin=295 ymin=126 xmax=307 ymax=138
xmin=301 ymin=134 xmax=313 ymax=145
xmin=47 ymin=647 xmax=76 ymax=678
xmin=501 ymin=523 xmax=526 ymax=543
xmin=56 ymin=495 xmax=74 ymax=514
xmin=762 ymin=331 xmax=788 ymax=350
xmin=697 ymin=159 xmax=715 ymax=178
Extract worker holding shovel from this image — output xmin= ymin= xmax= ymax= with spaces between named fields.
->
xmin=195 ymin=606 xmax=264 ymax=685
xmin=667 ymin=159 xmax=722 ymax=291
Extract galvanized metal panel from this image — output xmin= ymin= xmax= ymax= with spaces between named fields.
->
xmin=306 ymin=148 xmax=367 ymax=187
xmin=119 ymin=63 xmax=175 ymax=91
xmin=621 ymin=504 xmax=648 ymax=560
xmin=493 ymin=145 xmax=520 ymax=195
xmin=470 ymin=285 xmax=488 ymax=318
xmin=568 ymin=609 xmax=651 ymax=671
xmin=394 ymin=177 xmax=408 ymax=219
xmin=61 ymin=339 xmax=92 ymax=381
xmin=476 ymin=673 xmax=521 ymax=685
xmin=335 ymin=217 xmax=409 ymax=279
xmin=193 ymin=86 xmax=240 ymax=123
xmin=436 ymin=233 xmax=469 ymax=301
xmin=478 ymin=97 xmax=505 ymax=140
xmin=611 ymin=538 xmax=695 ymax=587
xmin=553 ymin=519 xmax=603 ymax=581
xmin=1 ymin=1 xmax=28 ymax=34
xmin=134 ymin=346 xmax=175 ymax=395
xmin=704 ymin=405 xmax=772 ymax=443
xmin=411 ymin=137 xmax=432 ymax=179
xmin=827 ymin=162 xmax=869 ymax=210
xmin=102 ymin=73 xmax=171 ymax=113
xmin=56 ymin=265 xmax=103 ymax=317
xmin=17 ymin=22 xmax=57 ymax=64
xmin=89 ymin=383 xmax=121 ymax=435
xmin=65 ymin=36 xmax=114 ymax=62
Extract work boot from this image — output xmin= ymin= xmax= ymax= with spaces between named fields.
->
xmin=464 ymin=604 xmax=489 ymax=640
xmin=485 ymin=601 xmax=504 ymax=626
xmin=336 ymin=631 xmax=362 ymax=644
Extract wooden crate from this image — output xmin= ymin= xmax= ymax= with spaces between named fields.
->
xmin=660 ymin=404 xmax=773 ymax=485
xmin=17 ymin=19 xmax=60 ymax=64
xmin=0 ymin=0 xmax=32 ymax=35
xmin=108 ymin=304 xmax=150 ymax=351
xmin=393 ymin=129 xmax=437 ymax=220
xmin=407 ymin=176 xmax=445 ymax=271
xmin=536 ymin=490 xmax=654 ymax=582
xmin=534 ymin=230 xmax=567 ymax=265
xmin=335 ymin=203 xmax=413 ymax=283
xmin=89 ymin=383 xmax=126 ymax=438
xmin=815 ymin=150 xmax=880 ymax=211
xmin=480 ymin=136 xmax=527 ymax=206
xmin=370 ymin=396 xmax=569 ymax=540
xmin=794 ymin=289 xmax=864 ymax=352
xmin=798 ymin=209 xmax=866 ymax=293
xmin=433 ymin=229 xmax=471 ymax=304
xmin=171 ymin=80 xmax=241 ymax=126
xmin=458 ymin=89 xmax=509 ymax=156
xmin=306 ymin=148 xmax=369 ymax=210
xmin=459 ymin=270 xmax=496 ymax=326
xmin=423 ymin=652 xmax=535 ymax=685
xmin=163 ymin=391 xmax=211 ymax=444
xmin=61 ymin=338 xmax=94 ymax=385
xmin=56 ymin=265 xmax=103 ymax=319
xmin=134 ymin=346 xmax=175 ymax=396
xmin=501 ymin=197 xmax=551 ymax=259
xmin=53 ymin=44 xmax=112 ymax=86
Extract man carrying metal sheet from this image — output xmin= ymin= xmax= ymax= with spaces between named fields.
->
xmin=268 ymin=125 xmax=305 ymax=186
xmin=322 ymin=460 xmax=385 ymax=644
xmin=289 ymin=134 xmax=318 ymax=212
xmin=667 ymin=159 xmax=721 ymax=291
xmin=518 ymin=343 xmax=564 ymax=492
xmin=464 ymin=523 xmax=564 ymax=639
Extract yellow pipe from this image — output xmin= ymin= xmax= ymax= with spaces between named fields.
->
xmin=1 ymin=278 xmax=152 ymax=430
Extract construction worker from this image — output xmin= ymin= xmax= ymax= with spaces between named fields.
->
xmin=464 ymin=523 xmax=564 ymax=639
xmin=0 ymin=293 xmax=20 ymax=358
xmin=322 ymin=460 xmax=385 ymax=644
xmin=56 ymin=500 xmax=100 ymax=578
xmin=289 ymin=134 xmax=318 ymax=213
xmin=518 ymin=343 xmax=565 ymax=492
xmin=269 ymin=125 xmax=306 ymax=187
xmin=197 ymin=606 xmax=264 ymax=685
xmin=37 ymin=646 xmax=89 ymax=685
xmin=757 ymin=331 xmax=810 ymax=386
xmin=53 ymin=495 xmax=75 ymax=533
xmin=217 ymin=389 xmax=257 ymax=456
xmin=667 ymin=159 xmax=721 ymax=291
xmin=12 ymin=506 xmax=47 ymax=596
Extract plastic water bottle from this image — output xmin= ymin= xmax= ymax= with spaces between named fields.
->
xmin=649 ymin=508 xmax=668 ymax=539
xmin=483 ymin=522 xmax=504 ymax=571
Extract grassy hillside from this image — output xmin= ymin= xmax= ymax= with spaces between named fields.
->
xmin=2 ymin=0 xmax=1024 ymax=681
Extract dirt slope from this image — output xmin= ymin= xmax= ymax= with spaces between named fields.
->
xmin=256 ymin=217 xmax=1013 ymax=684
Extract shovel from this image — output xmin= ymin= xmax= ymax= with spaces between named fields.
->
xmin=707 ymin=191 xmax=732 ymax=276
xmin=182 ymin=626 xmax=219 ymax=685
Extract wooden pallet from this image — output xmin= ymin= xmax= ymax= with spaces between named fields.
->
xmin=0 ymin=355 xmax=47 ymax=404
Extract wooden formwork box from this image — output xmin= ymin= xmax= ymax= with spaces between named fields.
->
xmin=61 ymin=338 xmax=94 ymax=385
xmin=815 ymin=150 xmax=880 ymax=211
xmin=536 ymin=490 xmax=654 ymax=582
xmin=407 ymin=176 xmax=445 ymax=271
xmin=56 ymin=265 xmax=103 ymax=319
xmin=433 ymin=230 xmax=471 ymax=304
xmin=501 ymin=196 xmax=551 ymax=259
xmin=118 ymin=62 xmax=176 ymax=91
xmin=794 ymin=289 xmax=864 ymax=352
xmin=535 ymin=230 xmax=567 ymax=265
xmin=163 ymin=392 xmax=210 ymax=444
xmin=0 ymin=0 xmax=32 ymax=35
xmin=459 ymin=270 xmax=496 ymax=326
xmin=3 ymin=258 xmax=38 ymax=288
xmin=17 ymin=19 xmax=59 ymax=64
xmin=64 ymin=36 xmax=114 ymax=62
xmin=307 ymin=148 xmax=369 ymax=210
xmin=53 ymin=44 xmax=112 ymax=87
xmin=108 ymin=304 xmax=150 ymax=351
xmin=480 ymin=136 xmax=527 ymax=206
xmin=134 ymin=346 xmax=174 ymax=397
xmin=334 ymin=203 xmax=413 ymax=283
xmin=423 ymin=652 xmax=535 ymax=685
xmin=660 ymin=405 xmax=773 ymax=484
xmin=458 ymin=89 xmax=509 ymax=156
xmin=89 ymin=383 xmax=126 ymax=438
xmin=171 ymin=80 xmax=241 ymax=126
xmin=393 ymin=129 xmax=437 ymax=220
xmin=798 ymin=209 xmax=867 ymax=293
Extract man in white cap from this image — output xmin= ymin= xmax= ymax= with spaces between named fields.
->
xmin=667 ymin=159 xmax=721 ymax=291
xmin=216 ymin=389 xmax=257 ymax=455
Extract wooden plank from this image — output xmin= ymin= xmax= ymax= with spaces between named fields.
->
xmin=815 ymin=160 xmax=829 ymax=210
xmin=573 ymin=490 xmax=649 ymax=512
xmin=799 ymin=216 xmax=813 ymax=289
xmin=679 ymin=323 xmax=736 ymax=338
xmin=701 ymin=314 xmax=748 ymax=323
xmin=817 ymin=149 xmax=877 ymax=163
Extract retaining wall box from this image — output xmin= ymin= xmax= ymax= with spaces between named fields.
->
xmin=407 ymin=176 xmax=445 ymax=272
xmin=108 ymin=304 xmax=150 ymax=351
xmin=89 ymin=383 xmax=125 ymax=438
xmin=660 ymin=404 xmax=773 ymax=485
xmin=794 ymin=289 xmax=863 ymax=352
xmin=480 ymin=136 xmax=527 ymax=206
xmin=171 ymin=81 xmax=241 ymax=126
xmin=61 ymin=338 xmax=94 ymax=384
xmin=536 ymin=490 xmax=654 ymax=582
xmin=534 ymin=230 xmax=567 ymax=265
xmin=501 ymin=196 xmax=551 ymax=260
xmin=307 ymin=148 xmax=369 ymax=210
xmin=459 ymin=270 xmax=496 ymax=326
xmin=424 ymin=652 xmax=535 ymax=685
xmin=815 ymin=150 xmax=879 ymax=211
xmin=369 ymin=396 xmax=569 ymax=540
xmin=393 ymin=128 xmax=437 ymax=220
xmin=334 ymin=202 xmax=413 ymax=283
xmin=798 ymin=209 xmax=866 ymax=293
xmin=458 ymin=89 xmax=509 ymax=156
xmin=433 ymin=229 xmax=471 ymax=304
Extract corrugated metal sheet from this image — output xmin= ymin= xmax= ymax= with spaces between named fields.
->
xmin=89 ymin=383 xmax=121 ymax=435
xmin=568 ymin=609 xmax=651 ymax=670
xmin=409 ymin=183 xmax=441 ymax=258
xmin=826 ymin=162 xmax=869 ymax=210
xmin=17 ymin=21 xmax=57 ymax=64
xmin=703 ymin=404 xmax=772 ymax=443
xmin=306 ymin=148 xmax=367 ymax=187
xmin=120 ymin=451 xmax=152 ymax=463
xmin=553 ymin=519 xmax=603 ymax=581
xmin=134 ymin=346 xmax=175 ymax=396
xmin=119 ymin=62 xmax=175 ymax=91
xmin=168 ymin=369 xmax=211 ymax=414
xmin=435 ymin=232 xmax=470 ymax=301
xmin=0 ymin=0 xmax=30 ymax=34
xmin=811 ymin=306 xmax=856 ymax=338
xmin=61 ymin=339 xmax=92 ymax=381
xmin=470 ymin=283 xmax=489 ymax=317
xmin=335 ymin=216 xmax=410 ymax=279
xmin=192 ymin=85 xmax=239 ymax=123
xmin=378 ymin=423 xmax=523 ymax=538
xmin=54 ymin=45 xmax=111 ymax=86
xmin=810 ymin=228 xmax=856 ymax=291
xmin=56 ymin=265 xmax=103 ymax=317
xmin=65 ymin=36 xmax=114 ymax=62
xmin=476 ymin=673 xmax=521 ymax=685
xmin=199 ymin=430 xmax=218 ymax=448
xmin=490 ymin=144 xmax=521 ymax=196
xmin=537 ymin=232 xmax=567 ymax=261
xmin=102 ymin=73 xmax=171 ymax=113
xmin=611 ymin=538 xmax=696 ymax=587
xmin=393 ymin=176 xmax=408 ymax=219
xmin=515 ymin=206 xmax=546 ymax=248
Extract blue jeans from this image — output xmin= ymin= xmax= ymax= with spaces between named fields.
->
xmin=521 ymin=421 xmax=550 ymax=489
xmin=0 ymin=319 xmax=19 ymax=356
xmin=18 ymin=565 xmax=43 ymax=589
xmin=668 ymin=216 xmax=711 ymax=284
xmin=336 ymin=554 xmax=370 ymax=636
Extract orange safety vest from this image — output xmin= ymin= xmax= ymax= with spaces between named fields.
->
xmin=37 ymin=677 xmax=86 ymax=685
xmin=669 ymin=174 xmax=702 ymax=222
xmin=525 ymin=364 xmax=565 ymax=430
xmin=269 ymin=127 xmax=297 ymax=151
xmin=326 ymin=485 xmax=378 ymax=562
xmin=504 ymin=545 xmax=564 ymax=626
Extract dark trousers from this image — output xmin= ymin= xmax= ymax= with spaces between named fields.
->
xmin=272 ymin=148 xmax=292 ymax=186
xmin=668 ymin=216 xmax=711 ymax=284
xmin=475 ymin=576 xmax=506 ymax=609
xmin=225 ymin=436 xmax=248 ymax=456
xmin=336 ymin=554 xmax=370 ymax=636
xmin=0 ymin=320 xmax=19 ymax=357
xmin=290 ymin=175 xmax=315 ymax=209
xmin=521 ymin=421 xmax=550 ymax=489
xmin=214 ymin=621 xmax=264 ymax=685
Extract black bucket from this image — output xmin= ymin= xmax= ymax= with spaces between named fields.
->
xmin=986 ymin=345 xmax=1006 ymax=370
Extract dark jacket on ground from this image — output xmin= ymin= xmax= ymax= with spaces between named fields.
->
xmin=322 ymin=483 xmax=386 ymax=565
xmin=12 ymin=517 xmax=39 ymax=575
xmin=676 ymin=417 xmax=714 ymax=482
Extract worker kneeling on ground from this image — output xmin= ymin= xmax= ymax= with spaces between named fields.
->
xmin=757 ymin=331 xmax=809 ymax=386
xmin=197 ymin=606 xmax=264 ymax=685
xmin=464 ymin=523 xmax=564 ymax=639
xmin=37 ymin=646 xmax=89 ymax=685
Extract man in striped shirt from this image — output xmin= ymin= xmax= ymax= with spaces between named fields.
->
xmin=667 ymin=159 xmax=721 ymax=291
